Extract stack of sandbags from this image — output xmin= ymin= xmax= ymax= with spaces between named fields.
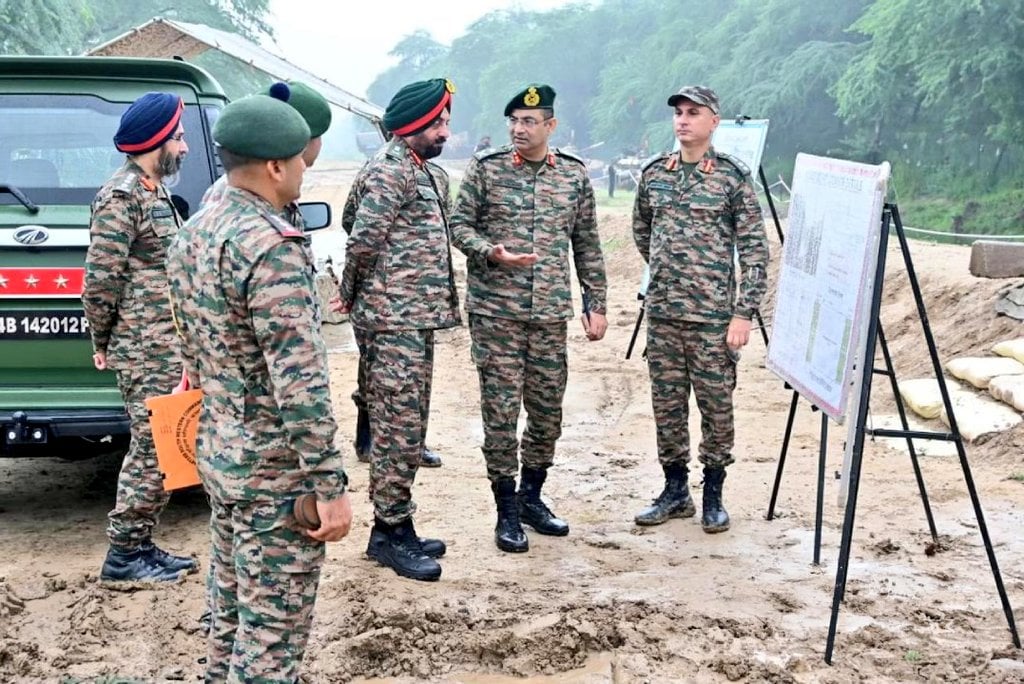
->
xmin=992 ymin=338 xmax=1024 ymax=364
xmin=989 ymin=375 xmax=1024 ymax=412
xmin=898 ymin=378 xmax=971 ymax=420
xmin=944 ymin=356 xmax=1024 ymax=389
xmin=939 ymin=391 xmax=1022 ymax=443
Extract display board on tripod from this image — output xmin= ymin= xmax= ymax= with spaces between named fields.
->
xmin=766 ymin=154 xmax=891 ymax=421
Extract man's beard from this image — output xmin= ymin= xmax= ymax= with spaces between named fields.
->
xmin=417 ymin=141 xmax=445 ymax=160
xmin=157 ymin=149 xmax=185 ymax=177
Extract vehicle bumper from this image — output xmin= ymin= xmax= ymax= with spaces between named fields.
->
xmin=1 ymin=408 xmax=129 ymax=444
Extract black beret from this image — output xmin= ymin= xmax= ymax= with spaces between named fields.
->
xmin=504 ymin=84 xmax=556 ymax=117
xmin=213 ymin=93 xmax=310 ymax=160
xmin=114 ymin=92 xmax=184 ymax=154
xmin=383 ymin=78 xmax=455 ymax=136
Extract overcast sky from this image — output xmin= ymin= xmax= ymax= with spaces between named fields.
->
xmin=265 ymin=0 xmax=586 ymax=102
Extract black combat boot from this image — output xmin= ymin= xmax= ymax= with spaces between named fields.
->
xmin=421 ymin=447 xmax=443 ymax=468
xmin=365 ymin=518 xmax=442 ymax=581
xmin=100 ymin=545 xmax=186 ymax=582
xmin=518 ymin=466 xmax=569 ymax=536
xmin=354 ymin=406 xmax=371 ymax=463
xmin=491 ymin=478 xmax=528 ymax=553
xmin=634 ymin=463 xmax=696 ymax=526
xmin=141 ymin=541 xmax=198 ymax=573
xmin=366 ymin=518 xmax=447 ymax=559
xmin=701 ymin=467 xmax=731 ymax=533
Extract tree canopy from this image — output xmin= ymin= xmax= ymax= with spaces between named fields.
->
xmin=367 ymin=0 xmax=1023 ymax=199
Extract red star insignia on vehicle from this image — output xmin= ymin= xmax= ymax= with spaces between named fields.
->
xmin=25 ymin=274 xmax=39 ymax=287
xmin=0 ymin=274 xmax=7 ymax=288
xmin=55 ymin=274 xmax=69 ymax=288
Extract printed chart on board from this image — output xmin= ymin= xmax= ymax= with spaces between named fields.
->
xmin=766 ymin=153 xmax=891 ymax=422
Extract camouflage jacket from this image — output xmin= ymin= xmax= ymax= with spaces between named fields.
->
xmin=632 ymin=146 xmax=768 ymax=323
xmin=82 ymin=159 xmax=181 ymax=371
xmin=449 ymin=145 xmax=607 ymax=322
xmin=339 ymin=137 xmax=461 ymax=332
xmin=166 ymin=186 xmax=347 ymax=504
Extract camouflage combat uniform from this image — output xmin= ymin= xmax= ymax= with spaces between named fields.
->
xmin=450 ymin=145 xmax=607 ymax=481
xmin=167 ymin=185 xmax=347 ymax=682
xmin=340 ymin=161 xmax=372 ymax=419
xmin=82 ymin=158 xmax=182 ymax=550
xmin=339 ymin=137 xmax=460 ymax=525
xmin=632 ymin=146 xmax=768 ymax=469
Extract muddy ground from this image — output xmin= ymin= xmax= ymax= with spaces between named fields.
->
xmin=2 ymin=163 xmax=1023 ymax=683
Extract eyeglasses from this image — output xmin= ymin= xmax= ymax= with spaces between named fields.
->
xmin=170 ymin=132 xmax=186 ymax=142
xmin=506 ymin=115 xmax=553 ymax=129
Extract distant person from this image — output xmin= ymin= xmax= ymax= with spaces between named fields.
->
xmin=167 ymin=93 xmax=352 ymax=681
xmin=474 ymin=134 xmax=492 ymax=153
xmin=608 ymin=160 xmax=617 ymax=198
xmin=339 ymin=78 xmax=460 ymax=581
xmin=83 ymin=91 xmax=196 ymax=583
xmin=632 ymin=85 xmax=768 ymax=533
xmin=449 ymin=84 xmax=608 ymax=554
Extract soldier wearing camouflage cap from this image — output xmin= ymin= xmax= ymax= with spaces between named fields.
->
xmin=632 ymin=85 xmax=768 ymax=533
xmin=450 ymin=84 xmax=608 ymax=554
xmin=167 ymin=91 xmax=352 ymax=681
xmin=338 ymin=77 xmax=459 ymax=582
xmin=83 ymin=91 xmax=197 ymax=584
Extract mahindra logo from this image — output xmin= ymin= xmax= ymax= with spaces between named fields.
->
xmin=13 ymin=226 xmax=49 ymax=245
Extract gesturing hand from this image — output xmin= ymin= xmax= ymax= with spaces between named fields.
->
xmin=489 ymin=244 xmax=538 ymax=268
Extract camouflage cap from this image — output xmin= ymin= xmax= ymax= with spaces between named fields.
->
xmin=667 ymin=86 xmax=720 ymax=114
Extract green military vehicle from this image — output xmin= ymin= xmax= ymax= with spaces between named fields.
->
xmin=0 ymin=56 xmax=228 ymax=457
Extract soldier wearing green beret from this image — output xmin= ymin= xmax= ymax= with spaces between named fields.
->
xmin=450 ymin=84 xmax=609 ymax=554
xmin=167 ymin=92 xmax=353 ymax=681
xmin=632 ymin=85 xmax=768 ymax=533
xmin=338 ymin=77 xmax=459 ymax=582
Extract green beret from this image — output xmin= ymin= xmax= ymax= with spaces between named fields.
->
xmin=383 ymin=77 xmax=455 ymax=136
xmin=265 ymin=80 xmax=332 ymax=138
xmin=504 ymin=84 xmax=556 ymax=117
xmin=214 ymin=94 xmax=311 ymax=160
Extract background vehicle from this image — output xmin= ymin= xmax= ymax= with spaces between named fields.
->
xmin=0 ymin=56 xmax=228 ymax=457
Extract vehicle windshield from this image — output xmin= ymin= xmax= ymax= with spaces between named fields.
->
xmin=0 ymin=94 xmax=213 ymax=213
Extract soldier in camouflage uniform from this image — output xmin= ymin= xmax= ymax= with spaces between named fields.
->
xmin=341 ymin=166 xmax=444 ymax=469
xmin=632 ymin=86 xmax=768 ymax=533
xmin=450 ymin=84 xmax=608 ymax=554
xmin=338 ymin=78 xmax=459 ymax=582
xmin=83 ymin=92 xmax=198 ymax=583
xmin=167 ymin=91 xmax=353 ymax=682
xmin=197 ymin=80 xmax=333 ymax=633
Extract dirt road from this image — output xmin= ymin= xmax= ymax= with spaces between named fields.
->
xmin=2 ymin=168 xmax=1023 ymax=682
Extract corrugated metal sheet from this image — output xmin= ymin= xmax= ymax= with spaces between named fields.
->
xmin=87 ymin=17 xmax=385 ymax=129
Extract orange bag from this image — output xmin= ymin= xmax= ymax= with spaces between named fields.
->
xmin=145 ymin=389 xmax=204 ymax=491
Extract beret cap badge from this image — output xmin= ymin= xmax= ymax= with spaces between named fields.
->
xmin=523 ymin=87 xmax=541 ymax=107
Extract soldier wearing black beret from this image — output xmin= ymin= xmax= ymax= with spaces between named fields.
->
xmin=450 ymin=83 xmax=609 ymax=554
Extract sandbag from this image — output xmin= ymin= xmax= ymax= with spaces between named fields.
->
xmin=992 ymin=339 xmax=1024 ymax=365
xmin=989 ymin=374 xmax=1024 ymax=412
xmin=898 ymin=378 xmax=969 ymax=420
xmin=939 ymin=391 xmax=1022 ymax=443
xmin=945 ymin=356 xmax=1024 ymax=389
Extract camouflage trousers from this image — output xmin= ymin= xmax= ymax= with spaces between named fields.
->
xmin=366 ymin=329 xmax=434 ymax=524
xmin=106 ymin=365 xmax=178 ymax=549
xmin=206 ymin=497 xmax=324 ymax=683
xmin=646 ymin=318 xmax=738 ymax=469
xmin=351 ymin=324 xmax=370 ymax=412
xmin=469 ymin=314 xmax=567 ymax=481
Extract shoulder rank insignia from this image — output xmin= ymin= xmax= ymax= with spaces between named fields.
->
xmin=264 ymin=212 xmax=304 ymax=239
xmin=474 ymin=145 xmax=512 ymax=162
xmin=553 ymin=147 xmax=585 ymax=166
xmin=640 ymin=152 xmax=670 ymax=173
xmin=716 ymin=152 xmax=751 ymax=177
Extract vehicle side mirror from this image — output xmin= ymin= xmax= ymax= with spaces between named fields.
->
xmin=299 ymin=202 xmax=331 ymax=231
